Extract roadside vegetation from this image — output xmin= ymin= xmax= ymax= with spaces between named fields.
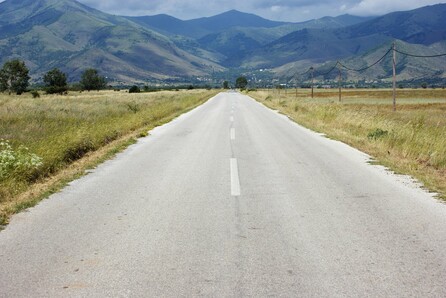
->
xmin=249 ymin=88 xmax=446 ymax=200
xmin=0 ymin=89 xmax=218 ymax=226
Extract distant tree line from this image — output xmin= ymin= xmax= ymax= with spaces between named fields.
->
xmin=0 ymin=59 xmax=106 ymax=95
xmin=0 ymin=59 xmax=256 ymax=95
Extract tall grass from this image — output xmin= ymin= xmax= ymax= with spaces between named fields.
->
xmin=0 ymin=90 xmax=217 ymax=224
xmin=250 ymin=88 xmax=446 ymax=199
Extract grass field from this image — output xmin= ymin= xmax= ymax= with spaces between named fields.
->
xmin=0 ymin=89 xmax=218 ymax=226
xmin=249 ymin=88 xmax=446 ymax=200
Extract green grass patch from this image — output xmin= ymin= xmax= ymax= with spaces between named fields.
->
xmin=0 ymin=89 xmax=218 ymax=226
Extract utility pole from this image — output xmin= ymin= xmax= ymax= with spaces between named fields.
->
xmin=310 ymin=67 xmax=314 ymax=99
xmin=295 ymin=75 xmax=298 ymax=99
xmin=338 ymin=65 xmax=342 ymax=102
xmin=392 ymin=42 xmax=397 ymax=112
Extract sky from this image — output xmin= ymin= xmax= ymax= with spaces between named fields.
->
xmin=1 ymin=0 xmax=445 ymax=22
xmin=81 ymin=0 xmax=446 ymax=21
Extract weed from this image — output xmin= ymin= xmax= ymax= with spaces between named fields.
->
xmin=125 ymin=102 xmax=140 ymax=113
xmin=0 ymin=140 xmax=43 ymax=181
xmin=279 ymin=100 xmax=287 ymax=107
xmin=138 ymin=131 xmax=149 ymax=138
xmin=31 ymin=90 xmax=40 ymax=98
xmin=368 ymin=128 xmax=389 ymax=140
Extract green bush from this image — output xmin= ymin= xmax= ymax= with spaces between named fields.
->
xmin=368 ymin=128 xmax=389 ymax=140
xmin=129 ymin=85 xmax=140 ymax=93
xmin=0 ymin=140 xmax=43 ymax=180
xmin=31 ymin=90 xmax=40 ymax=98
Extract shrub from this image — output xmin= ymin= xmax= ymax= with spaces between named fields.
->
xmin=31 ymin=90 xmax=40 ymax=98
xmin=368 ymin=128 xmax=389 ymax=140
xmin=125 ymin=102 xmax=140 ymax=113
xmin=129 ymin=85 xmax=141 ymax=93
xmin=0 ymin=139 xmax=43 ymax=180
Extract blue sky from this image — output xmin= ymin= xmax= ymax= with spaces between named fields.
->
xmin=1 ymin=0 xmax=445 ymax=21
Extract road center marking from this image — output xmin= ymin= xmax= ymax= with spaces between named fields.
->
xmin=230 ymin=128 xmax=235 ymax=140
xmin=230 ymin=158 xmax=241 ymax=196
xmin=230 ymin=116 xmax=234 ymax=122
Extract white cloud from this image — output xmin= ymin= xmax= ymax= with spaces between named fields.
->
xmin=271 ymin=5 xmax=283 ymax=12
xmin=0 ymin=0 xmax=444 ymax=21
xmin=347 ymin=0 xmax=444 ymax=16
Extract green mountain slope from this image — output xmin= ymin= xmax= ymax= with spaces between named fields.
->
xmin=274 ymin=40 xmax=446 ymax=83
xmin=0 ymin=0 xmax=222 ymax=83
xmin=0 ymin=0 xmax=444 ymax=84
xmin=344 ymin=4 xmax=446 ymax=45
xmin=196 ymin=14 xmax=373 ymax=66
xmin=128 ymin=10 xmax=289 ymax=39
xmin=237 ymin=28 xmax=392 ymax=68
xmin=235 ymin=4 xmax=446 ymax=70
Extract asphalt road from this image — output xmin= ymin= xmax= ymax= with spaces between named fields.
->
xmin=1 ymin=92 xmax=446 ymax=297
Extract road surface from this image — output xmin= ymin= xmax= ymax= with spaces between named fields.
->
xmin=1 ymin=92 xmax=446 ymax=297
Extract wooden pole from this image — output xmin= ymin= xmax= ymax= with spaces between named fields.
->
xmin=295 ymin=76 xmax=298 ymax=98
xmin=310 ymin=67 xmax=314 ymax=99
xmin=392 ymin=42 xmax=397 ymax=112
xmin=338 ymin=66 xmax=342 ymax=102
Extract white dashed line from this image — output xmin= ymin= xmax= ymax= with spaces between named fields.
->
xmin=230 ymin=158 xmax=241 ymax=196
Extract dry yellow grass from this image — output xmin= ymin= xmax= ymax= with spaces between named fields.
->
xmin=250 ymin=88 xmax=446 ymax=199
xmin=0 ymin=89 xmax=218 ymax=225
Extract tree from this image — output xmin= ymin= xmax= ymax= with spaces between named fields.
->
xmin=223 ymin=81 xmax=229 ymax=89
xmin=80 ymin=68 xmax=106 ymax=91
xmin=235 ymin=76 xmax=248 ymax=90
xmin=0 ymin=59 xmax=30 ymax=95
xmin=43 ymin=68 xmax=68 ymax=94
xmin=129 ymin=85 xmax=140 ymax=93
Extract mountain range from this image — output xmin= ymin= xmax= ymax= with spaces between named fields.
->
xmin=0 ymin=0 xmax=445 ymax=84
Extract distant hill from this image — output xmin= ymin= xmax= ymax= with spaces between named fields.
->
xmin=235 ymin=28 xmax=392 ymax=68
xmin=127 ymin=10 xmax=288 ymax=39
xmin=343 ymin=4 xmax=446 ymax=45
xmin=196 ymin=14 xmax=373 ymax=66
xmin=0 ymin=0 xmax=221 ymax=83
xmin=273 ymin=40 xmax=446 ymax=83
xmin=187 ymin=10 xmax=287 ymax=32
xmin=234 ymin=4 xmax=446 ymax=70
xmin=0 ymin=0 xmax=444 ymax=84
xmin=126 ymin=14 xmax=210 ymax=39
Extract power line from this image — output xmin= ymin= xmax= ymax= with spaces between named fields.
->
xmin=296 ymin=67 xmax=312 ymax=76
xmin=314 ymin=61 xmax=339 ymax=76
xmin=297 ymin=45 xmax=445 ymax=77
xmin=288 ymin=41 xmax=445 ymax=111
xmin=395 ymin=49 xmax=446 ymax=58
xmin=338 ymin=47 xmax=393 ymax=72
